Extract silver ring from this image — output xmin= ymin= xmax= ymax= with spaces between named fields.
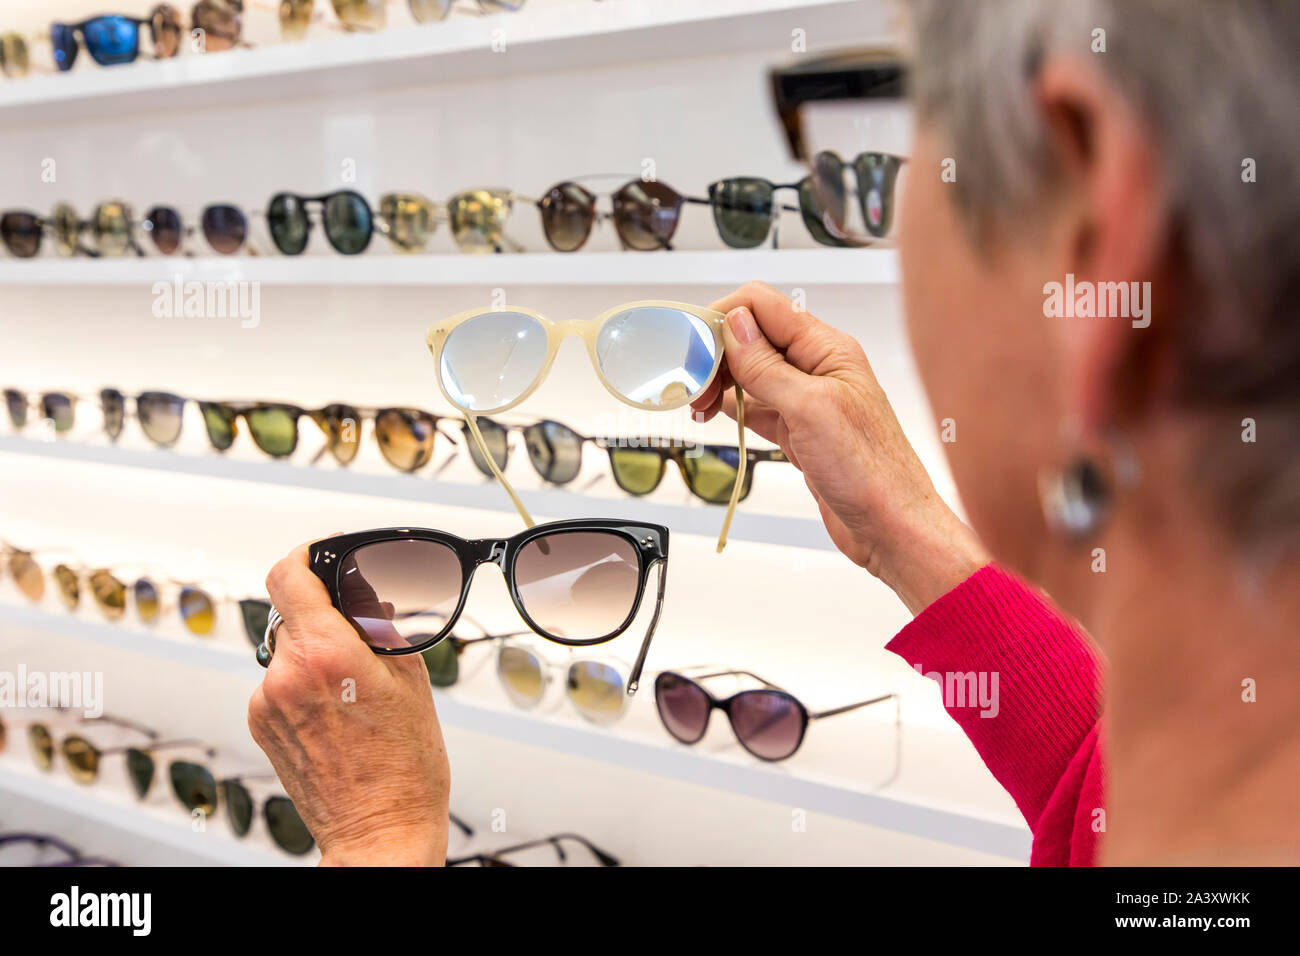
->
xmin=256 ymin=606 xmax=283 ymax=668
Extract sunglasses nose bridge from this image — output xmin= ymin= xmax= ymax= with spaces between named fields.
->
xmin=470 ymin=538 xmax=509 ymax=569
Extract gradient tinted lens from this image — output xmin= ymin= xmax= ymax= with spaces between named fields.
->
xmin=150 ymin=4 xmax=183 ymax=57
xmin=595 ymin=305 xmax=718 ymax=408
xmin=92 ymin=202 xmax=132 ymax=257
xmin=144 ymin=205 xmax=183 ymax=255
xmin=4 ymin=389 xmax=27 ymax=428
xmin=170 ymin=760 xmax=217 ymax=814
xmin=200 ymin=402 xmax=237 ymax=451
xmin=729 ymin=690 xmax=805 ymax=760
xmin=1 ymin=32 xmax=31 ymax=78
xmin=201 ymin=204 xmax=247 ymax=254
xmin=709 ymin=178 xmax=775 ymax=248
xmin=378 ymin=193 xmax=435 ymax=251
xmin=28 ymin=724 xmax=55 ymax=769
xmin=222 ymin=780 xmax=254 ymax=835
xmin=538 ymin=182 xmax=596 ymax=252
xmin=332 ymin=0 xmax=387 ymax=30
xmin=40 ymin=393 xmax=75 ymax=433
xmin=446 ymin=189 xmax=511 ymax=253
xmin=82 ymin=16 xmax=140 ymax=66
xmin=246 ymin=405 xmax=300 ymax=457
xmin=612 ymin=180 xmax=683 ymax=251
xmin=179 ymin=586 xmax=216 ymax=635
xmin=0 ymin=212 xmax=42 ymax=258
xmin=89 ymin=570 xmax=126 ymax=620
xmin=322 ymin=191 xmax=373 ymax=255
xmin=312 ymin=404 xmax=362 ymax=465
xmin=654 ymin=673 xmax=711 ymax=743
xmin=239 ymin=599 xmax=271 ymax=648
xmin=267 ymin=193 xmax=309 ymax=255
xmin=50 ymin=24 xmax=78 ymax=71
xmin=100 ymin=388 xmax=126 ymax=440
xmin=137 ymin=392 xmax=185 ymax=446
xmin=192 ymin=0 xmax=243 ymax=51
xmin=566 ymin=660 xmax=625 ymax=724
xmin=522 ymin=421 xmax=582 ymax=484
xmin=134 ymin=578 xmax=160 ymax=624
xmin=855 ymin=152 xmax=902 ymax=238
xmin=462 ymin=418 xmax=508 ymax=476
xmin=125 ymin=747 xmax=156 ymax=798
xmin=337 ymin=539 xmax=463 ymax=650
xmin=421 ymin=637 xmax=459 ymax=687
xmin=265 ymin=796 xmax=315 ymax=854
xmin=682 ymin=446 xmax=752 ymax=504
xmin=513 ymin=531 xmax=640 ymax=641
xmin=9 ymin=552 xmax=44 ymax=602
xmin=374 ymin=408 xmax=437 ymax=471
xmin=53 ymin=564 xmax=80 ymax=610
xmin=439 ymin=311 xmax=547 ymax=411
xmin=279 ymin=0 xmax=315 ymax=39
xmin=497 ymin=645 xmax=545 ymax=708
xmin=51 ymin=204 xmax=80 ymax=256
xmin=608 ymin=447 xmax=664 ymax=495
xmin=61 ymin=735 xmax=100 ymax=783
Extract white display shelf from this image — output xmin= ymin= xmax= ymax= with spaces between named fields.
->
xmin=0 ymin=0 xmax=891 ymax=124
xmin=0 ymin=249 xmax=897 ymax=288
xmin=0 ymin=435 xmax=836 ymax=552
xmin=0 ymin=603 xmax=1032 ymax=860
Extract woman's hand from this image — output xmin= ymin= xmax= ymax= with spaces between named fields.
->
xmin=247 ymin=544 xmax=450 ymax=866
xmin=693 ymin=282 xmax=988 ymax=615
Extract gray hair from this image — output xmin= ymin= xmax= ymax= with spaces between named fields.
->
xmin=907 ymin=0 xmax=1300 ymax=555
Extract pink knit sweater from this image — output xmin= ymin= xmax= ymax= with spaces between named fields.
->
xmin=885 ymin=564 xmax=1106 ymax=866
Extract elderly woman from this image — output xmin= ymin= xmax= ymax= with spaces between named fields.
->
xmin=248 ymin=0 xmax=1300 ymax=866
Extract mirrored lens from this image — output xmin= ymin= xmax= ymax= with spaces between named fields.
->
xmin=239 ymin=599 xmax=271 ymax=648
xmin=82 ymin=16 xmax=140 ymax=66
xmin=201 ymin=204 xmax=247 ymax=255
xmin=265 ymin=796 xmax=315 ymax=854
xmin=336 ymin=539 xmax=463 ymax=650
xmin=497 ymin=645 xmax=545 ymax=708
xmin=513 ymin=531 xmax=640 ymax=641
xmin=0 ymin=212 xmax=42 ymax=258
xmin=522 ymin=420 xmax=583 ymax=484
xmin=51 ymin=203 xmax=80 ymax=256
xmin=50 ymin=23 xmax=78 ymax=71
xmin=222 ymin=779 xmax=254 ymax=835
xmin=311 ymin=404 xmax=362 ymax=465
xmin=61 ymin=735 xmax=100 ymax=783
xmin=9 ymin=551 xmax=45 ymax=602
xmin=421 ymin=637 xmax=460 ymax=688
xmin=612 ymin=180 xmax=683 ymax=251
xmin=179 ymin=586 xmax=216 ymax=636
xmin=682 ymin=446 xmax=752 ymax=504
xmin=136 ymin=392 xmax=185 ymax=446
xmin=462 ymin=417 xmax=508 ymax=476
xmin=53 ymin=564 xmax=80 ymax=610
xmin=654 ymin=673 xmax=711 ymax=744
xmin=267 ymin=193 xmax=310 ymax=256
xmin=144 ymin=205 xmax=183 ymax=255
xmin=28 ymin=724 xmax=55 ymax=770
xmin=446 ymin=189 xmax=511 ymax=253
xmin=374 ymin=408 xmax=437 ymax=472
xmin=92 ymin=202 xmax=132 ymax=257
xmin=439 ymin=311 xmax=548 ymax=412
xmin=595 ymin=306 xmax=718 ymax=408
xmin=608 ymin=447 xmax=664 ymax=496
xmin=379 ymin=192 xmax=435 ymax=252
xmin=100 ymin=388 xmax=126 ymax=440
xmin=323 ymin=191 xmax=373 ymax=255
xmin=125 ymin=747 xmax=156 ymax=798
xmin=246 ymin=405 xmax=300 ymax=457
xmin=537 ymin=182 xmax=596 ymax=252
xmin=134 ymin=578 xmax=160 ymax=624
xmin=89 ymin=569 xmax=126 ymax=620
xmin=729 ymin=690 xmax=805 ymax=760
xmin=566 ymin=660 xmax=626 ymax=724
xmin=708 ymin=178 xmax=775 ymax=249
xmin=170 ymin=760 xmax=218 ymax=814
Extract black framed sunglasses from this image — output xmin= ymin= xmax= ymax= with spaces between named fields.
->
xmin=259 ymin=519 xmax=669 ymax=695
xmin=654 ymin=670 xmax=898 ymax=762
xmin=446 ymin=833 xmax=619 ymax=867
xmin=266 ymin=190 xmax=374 ymax=255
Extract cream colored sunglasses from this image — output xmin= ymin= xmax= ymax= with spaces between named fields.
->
xmin=426 ymin=300 xmax=746 ymax=551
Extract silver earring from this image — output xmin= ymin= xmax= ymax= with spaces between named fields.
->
xmin=1039 ymin=430 xmax=1141 ymax=539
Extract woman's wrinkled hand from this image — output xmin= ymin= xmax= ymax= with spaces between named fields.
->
xmin=247 ymin=543 xmax=450 ymax=866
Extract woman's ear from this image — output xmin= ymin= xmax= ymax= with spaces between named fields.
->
xmin=1034 ymin=57 xmax=1170 ymax=435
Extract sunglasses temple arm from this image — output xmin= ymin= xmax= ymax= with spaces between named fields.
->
xmin=627 ymin=556 xmax=668 ymax=696
xmin=464 ymin=414 xmax=535 ymax=528
xmin=715 ymin=385 xmax=748 ymax=553
xmin=449 ymin=812 xmax=474 ymax=838
xmin=810 ymin=692 xmax=898 ymax=721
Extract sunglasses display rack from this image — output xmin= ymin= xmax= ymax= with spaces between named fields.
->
xmin=0 ymin=0 xmax=1031 ymax=867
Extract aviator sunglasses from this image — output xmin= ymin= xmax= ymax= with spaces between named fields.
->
xmin=257 ymin=520 xmax=669 ymax=696
xmin=427 ymin=300 xmax=748 ymax=551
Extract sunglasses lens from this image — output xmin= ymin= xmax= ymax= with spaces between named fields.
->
xmin=93 ymin=202 xmax=132 ymax=256
xmin=407 ymin=0 xmax=453 ymax=22
xmin=378 ymin=193 xmax=434 ymax=251
xmin=855 ymin=152 xmax=902 ymax=238
xmin=179 ymin=587 xmax=216 ymax=635
xmin=538 ymin=182 xmax=596 ymax=253
xmin=151 ymin=4 xmax=183 ymax=57
xmin=28 ymin=724 xmax=55 ymax=770
xmin=192 ymin=0 xmax=243 ymax=51
xmin=440 ymin=311 xmax=547 ymax=412
xmin=100 ymin=388 xmax=126 ymax=440
xmin=89 ymin=570 xmax=126 ymax=620
xmin=222 ymin=779 xmax=254 ymax=836
xmin=463 ymin=418 xmax=508 ymax=476
xmin=332 ymin=0 xmax=387 ymax=30
xmin=729 ymin=690 xmax=805 ymax=760
xmin=682 ymin=446 xmax=751 ymax=504
xmin=53 ymin=564 xmax=80 ymax=610
xmin=654 ymin=673 xmax=711 ymax=743
xmin=1 ymin=32 xmax=30 ymax=78
xmin=447 ymin=189 xmax=510 ymax=253
xmin=800 ymin=153 xmax=848 ymax=246
xmin=40 ymin=393 xmax=75 ymax=433
xmin=246 ymin=405 xmax=299 ymax=457
xmin=238 ymin=599 xmax=271 ymax=648
xmin=279 ymin=0 xmax=315 ymax=39
xmin=608 ymin=447 xmax=664 ymax=495
xmin=374 ymin=408 xmax=437 ymax=471
xmin=497 ymin=645 xmax=545 ymax=708
xmin=144 ymin=205 xmax=183 ymax=255
xmin=169 ymin=760 xmax=218 ymax=814
xmin=313 ymin=404 xmax=362 ymax=465
xmin=201 ymin=204 xmax=247 ymax=254
xmin=612 ymin=180 xmax=683 ymax=251
xmin=137 ymin=392 xmax=185 ymax=446
xmin=50 ymin=204 xmax=80 ymax=256
xmin=9 ymin=552 xmax=44 ymax=602
xmin=4 ymin=389 xmax=27 ymax=428
xmin=323 ymin=192 xmax=373 ymax=255
xmin=513 ymin=531 xmax=640 ymax=641
xmin=709 ymin=178 xmax=775 ymax=248
xmin=199 ymin=402 xmax=236 ymax=451
xmin=62 ymin=735 xmax=100 ymax=783
xmin=50 ymin=24 xmax=77 ymax=71
xmin=566 ymin=660 xmax=626 ymax=724
xmin=82 ymin=16 xmax=140 ymax=66
xmin=265 ymin=796 xmax=315 ymax=854
xmin=134 ymin=578 xmax=161 ymax=624
xmin=0 ymin=212 xmax=42 ymax=258
xmin=421 ymin=638 xmax=460 ymax=688
xmin=595 ymin=305 xmax=718 ymax=408
xmin=337 ymin=540 xmax=463 ymax=650
xmin=267 ymin=193 xmax=309 ymax=255
xmin=126 ymin=747 xmax=156 ymax=799
xmin=522 ymin=421 xmax=583 ymax=484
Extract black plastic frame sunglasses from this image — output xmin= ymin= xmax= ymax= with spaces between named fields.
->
xmin=266 ymin=189 xmax=374 ymax=256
